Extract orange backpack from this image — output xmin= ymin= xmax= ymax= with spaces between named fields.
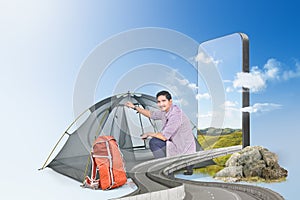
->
xmin=83 ymin=136 xmax=127 ymax=190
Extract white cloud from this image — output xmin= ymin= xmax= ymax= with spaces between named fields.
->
xmin=221 ymin=101 xmax=239 ymax=112
xmin=197 ymin=112 xmax=212 ymax=118
xmin=241 ymin=103 xmax=282 ymax=113
xmin=282 ymin=61 xmax=300 ymax=80
xmin=196 ymin=92 xmax=210 ymax=100
xmin=173 ymin=98 xmax=189 ymax=106
xmin=175 ymin=76 xmax=198 ymax=91
xmin=164 ymin=69 xmax=199 ymax=112
xmin=233 ymin=71 xmax=266 ymax=92
xmin=195 ymin=51 xmax=220 ymax=65
xmin=177 ymin=78 xmax=189 ymax=85
xmin=226 ymin=86 xmax=234 ymax=93
xmin=188 ymin=83 xmax=198 ymax=90
xmin=233 ymin=58 xmax=300 ymax=93
xmin=263 ymin=58 xmax=281 ymax=80
xmin=224 ymin=100 xmax=238 ymax=108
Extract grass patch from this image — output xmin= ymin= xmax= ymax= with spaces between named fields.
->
xmin=194 ymin=165 xmax=224 ymax=176
xmin=195 ymin=130 xmax=242 ymax=176
xmin=198 ymin=130 xmax=242 ymax=150
xmin=241 ymin=176 xmax=287 ymax=183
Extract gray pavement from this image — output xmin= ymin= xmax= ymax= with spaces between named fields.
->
xmin=115 ymin=145 xmax=284 ymax=200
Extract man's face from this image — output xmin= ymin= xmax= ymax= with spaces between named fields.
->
xmin=157 ymin=95 xmax=172 ymax=112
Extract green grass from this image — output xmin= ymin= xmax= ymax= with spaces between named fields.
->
xmin=198 ymin=130 xmax=242 ymax=150
xmin=195 ymin=130 xmax=242 ymax=176
xmin=194 ymin=164 xmax=224 ymax=176
xmin=195 ymin=131 xmax=286 ymax=183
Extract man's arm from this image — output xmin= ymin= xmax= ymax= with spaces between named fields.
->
xmin=126 ymin=101 xmax=151 ymax=118
xmin=141 ymin=132 xmax=167 ymax=141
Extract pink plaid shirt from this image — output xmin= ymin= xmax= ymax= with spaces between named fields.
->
xmin=150 ymin=105 xmax=196 ymax=157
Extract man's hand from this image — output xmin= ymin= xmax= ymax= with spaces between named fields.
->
xmin=141 ymin=132 xmax=167 ymax=141
xmin=141 ymin=133 xmax=149 ymax=140
xmin=126 ymin=101 xmax=135 ymax=109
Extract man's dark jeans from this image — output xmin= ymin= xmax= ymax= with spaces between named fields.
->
xmin=149 ymin=137 xmax=166 ymax=158
xmin=149 ymin=137 xmax=194 ymax=175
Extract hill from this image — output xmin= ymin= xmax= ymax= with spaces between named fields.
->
xmin=199 ymin=127 xmax=242 ymax=136
xmin=195 ymin=129 xmax=242 ymax=176
xmin=198 ymin=128 xmax=242 ymax=150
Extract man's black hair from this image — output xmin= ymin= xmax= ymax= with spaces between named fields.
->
xmin=156 ymin=90 xmax=172 ymax=100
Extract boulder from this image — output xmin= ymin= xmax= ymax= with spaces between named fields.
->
xmin=215 ymin=166 xmax=243 ymax=178
xmin=243 ymin=160 xmax=266 ymax=177
xmin=237 ymin=148 xmax=262 ymax=166
xmin=262 ymin=163 xmax=288 ymax=180
xmin=260 ymin=148 xmax=278 ymax=167
xmin=214 ymin=146 xmax=288 ymax=182
xmin=225 ymin=152 xmax=240 ymax=167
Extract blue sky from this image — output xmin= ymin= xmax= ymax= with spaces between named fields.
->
xmin=1 ymin=0 xmax=299 ymax=199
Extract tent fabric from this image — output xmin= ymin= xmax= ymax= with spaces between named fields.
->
xmin=46 ymin=92 xmax=207 ymax=183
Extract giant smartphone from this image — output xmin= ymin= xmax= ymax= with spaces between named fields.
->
xmin=197 ymin=33 xmax=250 ymax=148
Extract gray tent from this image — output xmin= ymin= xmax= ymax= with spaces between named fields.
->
xmin=40 ymin=92 xmax=207 ymax=183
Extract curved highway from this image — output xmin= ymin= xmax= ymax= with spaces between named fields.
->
xmin=114 ymin=145 xmax=285 ymax=200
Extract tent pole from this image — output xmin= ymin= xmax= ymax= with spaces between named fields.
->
xmin=138 ymin=108 xmax=147 ymax=147
xmin=82 ymin=109 xmax=110 ymax=183
xmin=94 ymin=109 xmax=110 ymax=139
xmin=39 ymin=108 xmax=90 ymax=170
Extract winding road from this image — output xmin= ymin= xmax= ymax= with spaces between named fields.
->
xmin=115 ymin=145 xmax=285 ymax=200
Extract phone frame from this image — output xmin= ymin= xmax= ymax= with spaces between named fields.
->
xmin=240 ymin=33 xmax=250 ymax=147
xmin=198 ymin=32 xmax=250 ymax=148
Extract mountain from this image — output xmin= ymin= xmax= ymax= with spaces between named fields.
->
xmin=199 ymin=127 xmax=242 ymax=136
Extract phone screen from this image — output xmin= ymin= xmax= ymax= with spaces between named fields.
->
xmin=197 ymin=33 xmax=249 ymax=148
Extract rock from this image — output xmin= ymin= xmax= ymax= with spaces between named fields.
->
xmin=260 ymin=148 xmax=278 ymax=167
xmin=213 ymin=146 xmax=288 ymax=182
xmin=261 ymin=163 xmax=288 ymax=180
xmin=225 ymin=152 xmax=240 ymax=167
xmin=214 ymin=166 xmax=243 ymax=178
xmin=214 ymin=177 xmax=240 ymax=182
xmin=243 ymin=160 xmax=266 ymax=177
xmin=238 ymin=148 xmax=262 ymax=166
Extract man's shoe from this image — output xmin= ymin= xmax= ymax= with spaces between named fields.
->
xmin=167 ymin=172 xmax=175 ymax=178
xmin=183 ymin=170 xmax=193 ymax=175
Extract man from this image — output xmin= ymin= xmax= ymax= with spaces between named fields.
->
xmin=126 ymin=90 xmax=196 ymax=175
